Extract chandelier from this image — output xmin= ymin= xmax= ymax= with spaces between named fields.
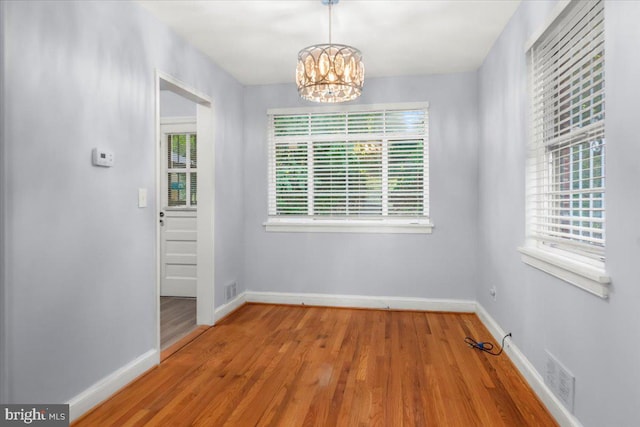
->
xmin=296 ymin=0 xmax=364 ymax=103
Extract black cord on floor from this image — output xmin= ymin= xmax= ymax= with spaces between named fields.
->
xmin=464 ymin=333 xmax=512 ymax=356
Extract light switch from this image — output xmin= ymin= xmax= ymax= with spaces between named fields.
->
xmin=138 ymin=188 xmax=147 ymax=208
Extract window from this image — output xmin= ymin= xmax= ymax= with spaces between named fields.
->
xmin=266 ymin=103 xmax=431 ymax=233
xmin=167 ymin=132 xmax=197 ymax=207
xmin=521 ymin=0 xmax=610 ymax=297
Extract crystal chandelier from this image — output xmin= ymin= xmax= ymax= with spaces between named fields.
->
xmin=296 ymin=0 xmax=364 ymax=103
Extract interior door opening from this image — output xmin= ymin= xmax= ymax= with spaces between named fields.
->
xmin=159 ymin=112 xmax=197 ymax=350
xmin=156 ymin=73 xmax=215 ymax=358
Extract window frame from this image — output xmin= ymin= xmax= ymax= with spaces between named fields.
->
xmin=265 ymin=102 xmax=433 ymax=234
xmin=520 ymin=0 xmax=610 ymax=298
xmin=160 ymin=118 xmax=198 ymax=211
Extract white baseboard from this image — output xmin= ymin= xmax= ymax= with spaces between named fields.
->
xmin=66 ymin=293 xmax=248 ymax=423
xmin=245 ymin=290 xmax=476 ymax=312
xmin=67 ymin=349 xmax=158 ymax=422
xmin=65 ymin=294 xmax=576 ymax=427
xmin=475 ymin=304 xmax=582 ymax=427
xmin=214 ymin=292 xmax=247 ymax=322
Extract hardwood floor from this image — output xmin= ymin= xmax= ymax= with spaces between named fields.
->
xmin=75 ymin=304 xmax=557 ymax=426
xmin=160 ymin=297 xmax=197 ymax=351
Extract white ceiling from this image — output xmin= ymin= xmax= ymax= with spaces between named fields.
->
xmin=138 ymin=0 xmax=520 ymax=86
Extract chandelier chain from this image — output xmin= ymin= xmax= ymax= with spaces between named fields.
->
xmin=328 ymin=2 xmax=332 ymax=46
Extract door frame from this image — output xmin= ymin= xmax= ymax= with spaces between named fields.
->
xmin=155 ymin=70 xmax=216 ymax=356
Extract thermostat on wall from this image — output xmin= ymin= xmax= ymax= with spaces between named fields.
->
xmin=92 ymin=148 xmax=114 ymax=167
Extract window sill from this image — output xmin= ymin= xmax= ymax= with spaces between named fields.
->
xmin=518 ymin=246 xmax=610 ymax=299
xmin=264 ymin=218 xmax=434 ymax=234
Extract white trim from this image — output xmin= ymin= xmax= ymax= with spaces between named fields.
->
xmin=268 ymin=101 xmax=430 ymax=116
xmin=154 ymin=71 xmax=162 ymax=361
xmin=243 ymin=291 xmax=581 ymax=426
xmin=476 ymin=304 xmax=583 ymax=427
xmin=245 ymin=291 xmax=475 ymax=312
xmin=214 ymin=292 xmax=247 ymax=322
xmin=67 ymin=349 xmax=158 ymax=422
xmin=518 ymin=246 xmax=610 ymax=298
xmin=524 ymin=0 xmax=572 ymax=52
xmin=66 ymin=295 xmax=246 ymax=423
xmin=268 ymin=105 xmax=430 ymax=226
xmin=195 ymin=102 xmax=216 ymax=325
xmin=160 ymin=121 xmax=196 ymax=135
xmin=63 ymin=294 xmax=578 ymax=427
xmin=160 ymin=116 xmax=196 ymax=126
xmin=158 ymin=73 xmax=211 ymax=106
xmin=155 ymin=69 xmax=217 ymax=361
xmin=264 ymin=218 xmax=433 ymax=234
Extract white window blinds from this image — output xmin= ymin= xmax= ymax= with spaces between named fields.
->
xmin=268 ymin=104 xmax=429 ymax=221
xmin=528 ymin=0 xmax=605 ymax=259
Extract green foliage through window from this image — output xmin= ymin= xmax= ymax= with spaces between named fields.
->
xmin=269 ymin=106 xmax=429 ymax=219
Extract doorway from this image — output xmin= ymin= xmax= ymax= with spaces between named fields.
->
xmin=159 ymin=116 xmax=197 ymax=350
xmin=155 ymin=72 xmax=215 ymax=356
xmin=160 ymin=117 xmax=197 ymax=299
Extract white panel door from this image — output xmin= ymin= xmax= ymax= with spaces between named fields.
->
xmin=160 ymin=121 xmax=197 ymax=297
xmin=161 ymin=210 xmax=197 ymax=297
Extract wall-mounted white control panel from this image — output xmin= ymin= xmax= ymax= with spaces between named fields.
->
xmin=92 ymin=148 xmax=114 ymax=167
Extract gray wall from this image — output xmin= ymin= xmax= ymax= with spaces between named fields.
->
xmin=478 ymin=1 xmax=640 ymax=426
xmin=0 ymin=0 xmax=7 ymax=404
xmin=243 ymin=74 xmax=479 ymax=300
xmin=1 ymin=0 xmax=243 ymax=404
xmin=160 ymin=89 xmax=197 ymax=117
xmin=4 ymin=1 xmax=638 ymax=425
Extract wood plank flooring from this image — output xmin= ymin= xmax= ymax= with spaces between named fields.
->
xmin=160 ymin=297 xmax=197 ymax=351
xmin=75 ymin=304 xmax=557 ymax=426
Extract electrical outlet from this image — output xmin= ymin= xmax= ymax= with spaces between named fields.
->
xmin=489 ymin=286 xmax=497 ymax=301
xmin=503 ymin=332 xmax=512 ymax=350
xmin=545 ymin=350 xmax=575 ymax=413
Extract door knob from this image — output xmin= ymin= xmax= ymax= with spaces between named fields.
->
xmin=159 ymin=211 xmax=165 ymax=217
